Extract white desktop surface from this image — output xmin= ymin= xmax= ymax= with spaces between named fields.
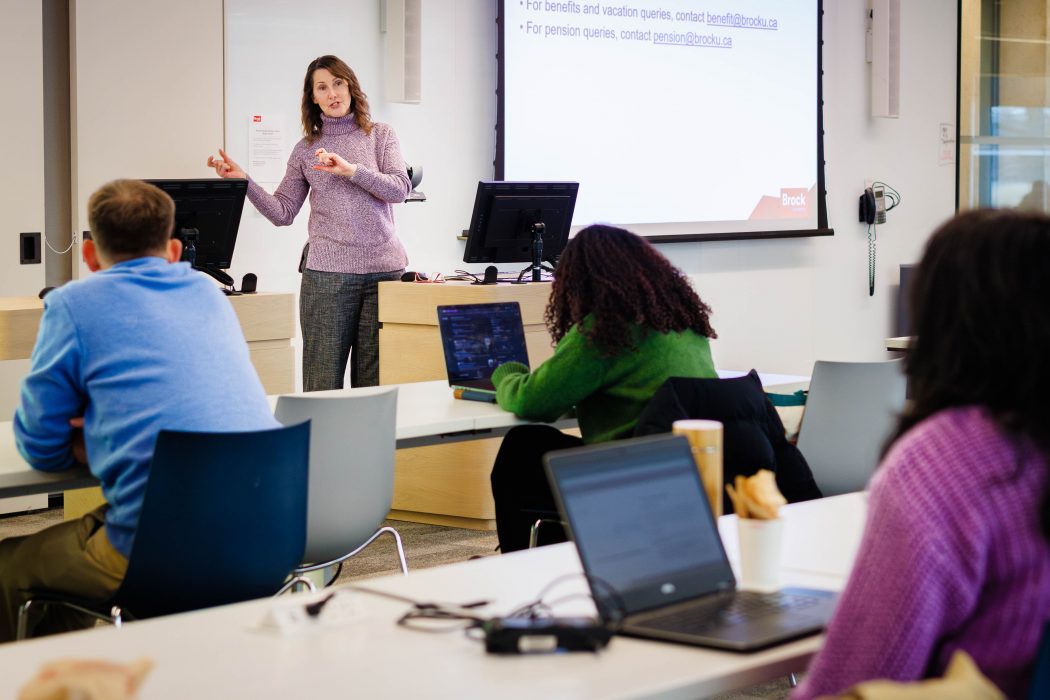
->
xmin=2 ymin=373 xmax=808 ymax=499
xmin=0 ymin=494 xmax=865 ymax=699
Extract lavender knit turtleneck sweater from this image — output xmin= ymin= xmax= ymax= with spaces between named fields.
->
xmin=793 ymin=406 xmax=1050 ymax=700
xmin=246 ymin=113 xmax=411 ymax=274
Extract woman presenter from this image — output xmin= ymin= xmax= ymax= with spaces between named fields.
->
xmin=209 ymin=55 xmax=410 ymax=390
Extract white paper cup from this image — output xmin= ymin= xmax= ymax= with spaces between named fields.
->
xmin=737 ymin=517 xmax=784 ymax=592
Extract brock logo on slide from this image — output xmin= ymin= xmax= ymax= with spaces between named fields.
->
xmin=780 ymin=188 xmax=809 ymax=214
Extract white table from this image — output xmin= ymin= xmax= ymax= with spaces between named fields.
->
xmin=0 ymin=493 xmax=865 ymax=699
xmin=0 ymin=381 xmax=549 ymax=500
xmin=1 ymin=373 xmax=808 ymax=501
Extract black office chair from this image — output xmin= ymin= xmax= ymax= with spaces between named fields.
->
xmin=16 ymin=422 xmax=312 ymax=639
xmin=634 ymin=370 xmax=823 ymax=512
xmin=1031 ymin=621 xmax=1050 ymax=700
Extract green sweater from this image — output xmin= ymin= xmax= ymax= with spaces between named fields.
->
xmin=492 ymin=323 xmax=716 ymax=444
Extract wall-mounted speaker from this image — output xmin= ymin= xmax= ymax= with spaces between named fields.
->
xmin=870 ymin=0 xmax=900 ymax=118
xmin=381 ymin=0 xmax=421 ymax=104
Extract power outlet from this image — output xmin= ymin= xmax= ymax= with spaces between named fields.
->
xmin=20 ymin=232 xmax=41 ymax=264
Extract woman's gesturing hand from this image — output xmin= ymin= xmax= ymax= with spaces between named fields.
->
xmin=313 ymin=148 xmax=358 ymax=177
xmin=207 ymin=148 xmax=247 ymax=179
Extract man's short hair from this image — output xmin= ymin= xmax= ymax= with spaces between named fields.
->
xmin=87 ymin=180 xmax=175 ymax=258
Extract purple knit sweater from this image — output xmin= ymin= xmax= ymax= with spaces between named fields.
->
xmin=793 ymin=406 xmax=1050 ymax=700
xmin=246 ymin=113 xmax=411 ymax=274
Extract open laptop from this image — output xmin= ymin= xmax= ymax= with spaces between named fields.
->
xmin=544 ymin=434 xmax=838 ymax=652
xmin=436 ymin=302 xmax=529 ymax=394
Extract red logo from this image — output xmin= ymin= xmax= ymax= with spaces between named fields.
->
xmin=252 ymin=115 xmax=263 ymax=123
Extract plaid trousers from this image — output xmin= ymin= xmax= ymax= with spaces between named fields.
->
xmin=299 ymin=268 xmax=403 ymax=390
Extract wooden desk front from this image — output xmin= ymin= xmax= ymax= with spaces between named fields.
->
xmin=378 ymin=281 xmax=557 ymax=530
xmin=0 ymin=293 xmax=296 ymax=393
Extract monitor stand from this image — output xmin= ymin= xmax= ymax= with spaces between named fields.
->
xmin=515 ymin=222 xmax=556 ymax=283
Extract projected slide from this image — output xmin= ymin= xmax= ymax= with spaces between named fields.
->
xmin=500 ymin=0 xmax=821 ymax=238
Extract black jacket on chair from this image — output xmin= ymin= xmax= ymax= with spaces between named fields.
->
xmin=634 ymin=370 xmax=823 ymax=512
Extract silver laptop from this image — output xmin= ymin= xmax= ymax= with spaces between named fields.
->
xmin=436 ymin=302 xmax=529 ymax=394
xmin=544 ymin=434 xmax=838 ymax=652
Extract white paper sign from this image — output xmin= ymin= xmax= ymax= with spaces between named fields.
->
xmin=248 ymin=114 xmax=286 ymax=184
xmin=938 ymin=122 xmax=956 ymax=167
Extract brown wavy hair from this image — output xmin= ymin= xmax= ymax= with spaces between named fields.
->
xmin=545 ymin=224 xmax=716 ymax=356
xmin=301 ymin=55 xmax=373 ymax=141
xmin=889 ymin=208 xmax=1050 ymax=539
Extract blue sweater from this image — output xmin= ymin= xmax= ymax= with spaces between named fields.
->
xmin=14 ymin=257 xmax=278 ymax=557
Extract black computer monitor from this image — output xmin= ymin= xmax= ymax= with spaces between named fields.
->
xmin=145 ymin=178 xmax=248 ymax=288
xmin=462 ymin=181 xmax=579 ymax=281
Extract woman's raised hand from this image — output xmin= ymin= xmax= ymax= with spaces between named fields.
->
xmin=313 ymin=148 xmax=358 ymax=177
xmin=207 ymin=148 xmax=246 ymax=179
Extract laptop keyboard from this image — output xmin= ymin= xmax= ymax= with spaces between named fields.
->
xmin=638 ymin=592 xmax=823 ymax=634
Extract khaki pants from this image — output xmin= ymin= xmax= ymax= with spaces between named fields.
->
xmin=0 ymin=505 xmax=127 ymax=643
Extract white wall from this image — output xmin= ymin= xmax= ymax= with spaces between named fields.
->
xmin=0 ymin=0 xmax=958 ymax=412
xmin=675 ymin=0 xmax=958 ymax=374
xmin=226 ymin=0 xmax=496 ymax=291
xmin=224 ymin=0 xmax=956 ymax=378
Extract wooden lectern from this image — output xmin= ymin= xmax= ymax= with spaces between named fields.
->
xmin=378 ymin=281 xmax=556 ymax=529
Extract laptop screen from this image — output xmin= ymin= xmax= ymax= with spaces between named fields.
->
xmin=437 ymin=302 xmax=529 ymax=387
xmin=545 ymin=435 xmax=736 ymax=614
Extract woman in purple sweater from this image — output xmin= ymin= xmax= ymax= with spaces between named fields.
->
xmin=794 ymin=209 xmax=1050 ymax=699
xmin=208 ymin=55 xmax=411 ymax=390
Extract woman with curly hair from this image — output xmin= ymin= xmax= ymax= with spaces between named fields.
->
xmin=795 ymin=209 xmax=1050 ymax=699
xmin=208 ymin=55 xmax=410 ymax=390
xmin=490 ymin=224 xmax=718 ymax=551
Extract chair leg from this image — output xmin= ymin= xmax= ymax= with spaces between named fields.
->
xmin=376 ymin=526 xmax=409 ymax=576
xmin=294 ymin=526 xmax=410 ymax=578
xmin=16 ymin=599 xmax=36 ymax=641
xmin=529 ymin=519 xmax=563 ymax=549
xmin=275 ymin=575 xmax=317 ymax=596
xmin=17 ymin=599 xmax=125 ymax=640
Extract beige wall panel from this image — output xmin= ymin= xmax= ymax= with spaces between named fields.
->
xmin=70 ymin=0 xmax=224 ymax=279
xmin=0 ymin=0 xmax=46 ymax=297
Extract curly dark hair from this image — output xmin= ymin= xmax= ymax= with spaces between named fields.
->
xmin=890 ymin=208 xmax=1050 ymax=539
xmin=301 ymin=55 xmax=373 ymax=142
xmin=545 ymin=224 xmax=716 ymax=356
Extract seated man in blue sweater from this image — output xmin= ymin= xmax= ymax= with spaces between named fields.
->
xmin=0 ymin=179 xmax=278 ymax=642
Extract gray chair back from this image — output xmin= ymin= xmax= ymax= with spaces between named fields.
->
xmin=274 ymin=387 xmax=398 ymax=565
xmin=796 ymin=359 xmax=906 ymax=497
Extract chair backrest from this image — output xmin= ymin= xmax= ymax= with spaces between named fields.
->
xmin=795 ymin=359 xmax=907 ymax=497
xmin=274 ymin=387 xmax=398 ymax=565
xmin=115 ymin=421 xmax=310 ymax=619
xmin=1030 ymin=620 xmax=1050 ymax=700
xmin=634 ymin=370 xmax=822 ymax=508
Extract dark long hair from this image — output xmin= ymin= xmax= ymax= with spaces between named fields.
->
xmin=546 ymin=224 xmax=716 ymax=356
xmin=890 ymin=208 xmax=1050 ymax=538
xmin=300 ymin=55 xmax=373 ymax=141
